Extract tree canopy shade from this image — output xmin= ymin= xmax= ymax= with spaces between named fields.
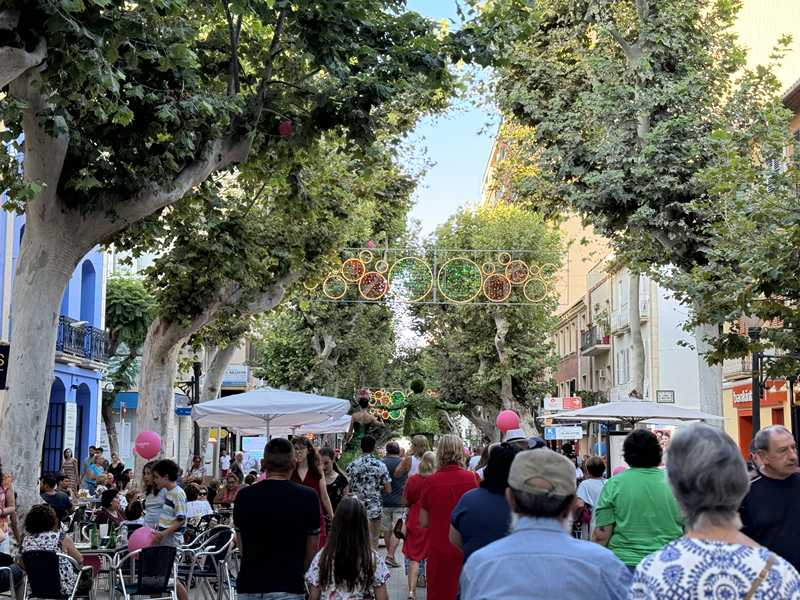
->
xmin=410 ymin=203 xmax=561 ymax=441
xmin=472 ymin=0 xmax=756 ymax=414
xmin=0 ymin=0 xmax=460 ymax=506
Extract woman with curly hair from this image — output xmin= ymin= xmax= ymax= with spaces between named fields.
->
xmin=419 ymin=435 xmax=478 ymax=600
xmin=306 ymin=496 xmax=389 ymax=600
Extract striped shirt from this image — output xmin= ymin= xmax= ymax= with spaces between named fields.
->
xmin=157 ymin=485 xmax=187 ymax=547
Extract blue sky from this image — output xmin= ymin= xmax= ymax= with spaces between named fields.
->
xmin=404 ymin=0 xmax=496 ymax=236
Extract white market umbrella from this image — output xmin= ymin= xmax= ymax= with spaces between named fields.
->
xmin=238 ymin=415 xmax=353 ymax=438
xmin=547 ymin=398 xmax=724 ymax=428
xmin=192 ymin=387 xmax=350 ymax=436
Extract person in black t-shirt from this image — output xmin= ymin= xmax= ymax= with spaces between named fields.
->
xmin=234 ymin=438 xmax=320 ymax=599
xmin=740 ymin=425 xmax=800 ymax=570
xmin=40 ymin=475 xmax=73 ymax=521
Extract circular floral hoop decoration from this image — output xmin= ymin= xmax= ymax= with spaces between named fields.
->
xmin=388 ymin=257 xmax=433 ymax=303
xmin=483 ymin=273 xmax=513 ymax=303
xmin=505 ymin=260 xmax=530 ymax=285
xmin=438 ymin=257 xmax=483 ymax=303
xmin=342 ymin=258 xmax=367 ymax=283
xmin=497 ymin=252 xmax=512 ymax=266
xmin=375 ymin=260 xmax=390 ymax=274
xmin=482 ymin=262 xmax=496 ymax=275
xmin=359 ymin=271 xmax=389 ymax=300
xmin=358 ymin=250 xmax=374 ymax=264
xmin=322 ymin=274 xmax=348 ymax=299
xmin=523 ymin=276 xmax=550 ymax=303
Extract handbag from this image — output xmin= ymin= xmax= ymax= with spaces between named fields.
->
xmin=393 ymin=517 xmax=405 ymax=540
xmin=744 ymin=553 xmax=776 ymax=600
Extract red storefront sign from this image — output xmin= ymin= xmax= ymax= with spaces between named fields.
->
xmin=732 ymin=380 xmax=786 ymax=409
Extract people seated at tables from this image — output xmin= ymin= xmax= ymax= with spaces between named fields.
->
xmin=22 ymin=505 xmax=92 ymax=597
xmin=40 ymin=475 xmax=73 ymax=521
xmin=94 ymin=474 xmax=111 ymax=497
xmin=214 ymin=474 xmax=241 ymax=506
xmin=56 ymin=474 xmax=75 ymax=500
xmin=185 ymin=483 xmax=214 ymax=521
xmin=94 ymin=489 xmax=124 ymax=527
xmin=122 ymin=500 xmax=145 ymax=527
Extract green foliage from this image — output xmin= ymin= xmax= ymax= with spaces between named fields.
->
xmin=104 ymin=275 xmax=155 ymax=393
xmin=113 ymin=137 xmax=415 ymax=329
xmin=477 ymin=0 xmax=748 ymax=272
xmin=667 ymin=61 xmax=800 ymax=372
xmin=250 ymin=300 xmax=397 ymax=398
xmin=0 ymin=0 xmax=459 ymax=213
xmin=411 ymin=203 xmax=561 ymax=426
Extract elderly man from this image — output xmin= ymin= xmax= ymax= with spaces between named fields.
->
xmin=460 ymin=449 xmax=630 ymax=600
xmin=740 ymin=425 xmax=800 ymax=571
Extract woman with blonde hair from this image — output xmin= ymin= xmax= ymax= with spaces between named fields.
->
xmin=419 ymin=435 xmax=478 ymax=600
xmin=403 ymin=451 xmax=435 ymax=599
xmin=395 ymin=435 xmax=430 ymax=478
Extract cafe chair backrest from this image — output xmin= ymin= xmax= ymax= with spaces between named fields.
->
xmin=22 ymin=551 xmax=64 ymax=599
xmin=136 ymin=546 xmax=177 ymax=595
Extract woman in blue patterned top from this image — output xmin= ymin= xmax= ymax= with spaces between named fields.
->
xmin=630 ymin=423 xmax=800 ymax=599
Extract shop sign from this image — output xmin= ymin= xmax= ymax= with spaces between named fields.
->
xmin=731 ymin=381 xmax=786 ymax=407
xmin=544 ymin=396 xmax=583 ymax=411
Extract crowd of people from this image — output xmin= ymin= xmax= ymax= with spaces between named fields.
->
xmin=1 ymin=421 xmax=800 ymax=599
xmin=232 ymin=423 xmax=800 ymax=599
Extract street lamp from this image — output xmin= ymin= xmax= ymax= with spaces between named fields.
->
xmin=177 ymin=360 xmax=203 ymax=457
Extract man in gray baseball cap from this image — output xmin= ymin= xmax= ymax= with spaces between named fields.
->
xmin=460 ymin=449 xmax=630 ymax=600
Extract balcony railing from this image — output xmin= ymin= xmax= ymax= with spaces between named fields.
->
xmin=56 ymin=316 xmax=109 ymax=363
xmin=580 ymin=325 xmax=611 ymax=355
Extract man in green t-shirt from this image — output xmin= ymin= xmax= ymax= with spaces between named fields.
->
xmin=593 ymin=429 xmax=683 ymax=568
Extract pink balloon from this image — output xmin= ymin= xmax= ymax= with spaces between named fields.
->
xmin=127 ymin=527 xmax=156 ymax=552
xmin=134 ymin=431 xmax=161 ymax=459
xmin=495 ymin=410 xmax=520 ymax=433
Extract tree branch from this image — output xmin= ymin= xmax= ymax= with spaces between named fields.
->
xmin=0 ymin=11 xmax=46 ymax=88
xmin=9 ymin=66 xmax=68 ymax=206
xmin=88 ymin=136 xmax=251 ymax=241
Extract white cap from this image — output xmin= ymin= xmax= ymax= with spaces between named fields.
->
xmin=504 ymin=428 xmax=527 ymax=443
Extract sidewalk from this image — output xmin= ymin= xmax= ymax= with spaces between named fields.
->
xmin=380 ymin=542 xmax=427 ymax=600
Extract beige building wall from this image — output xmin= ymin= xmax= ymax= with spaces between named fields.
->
xmin=734 ymin=1 xmax=800 ymax=91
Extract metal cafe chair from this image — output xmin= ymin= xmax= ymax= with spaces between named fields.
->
xmin=22 ymin=550 xmax=94 ymax=600
xmin=113 ymin=546 xmax=177 ymax=600
xmin=177 ymin=526 xmax=235 ymax=600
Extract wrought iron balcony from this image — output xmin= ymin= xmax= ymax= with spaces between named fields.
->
xmin=580 ymin=325 xmax=611 ymax=356
xmin=56 ymin=316 xmax=109 ymax=364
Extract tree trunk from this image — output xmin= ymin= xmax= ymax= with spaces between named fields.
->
xmin=629 ymin=271 xmax=646 ymax=398
xmin=135 ymin=317 xmax=190 ymax=474
xmin=493 ymin=311 xmax=514 ymax=410
xmin=101 ymin=392 xmax=120 ymax=456
xmin=196 ymin=342 xmax=239 ymax=461
xmin=694 ymin=320 xmax=723 ymax=423
xmin=0 ymin=216 xmax=80 ymax=513
xmin=465 ymin=407 xmax=499 ymax=442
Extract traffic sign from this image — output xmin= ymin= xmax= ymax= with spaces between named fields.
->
xmin=543 ymin=425 xmax=583 ymax=441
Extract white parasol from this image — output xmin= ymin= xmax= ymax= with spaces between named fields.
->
xmin=192 ymin=387 xmax=350 ymax=436
xmin=545 ymin=398 xmax=724 ymax=427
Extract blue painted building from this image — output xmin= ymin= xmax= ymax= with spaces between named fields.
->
xmin=0 ymin=208 xmax=108 ymax=474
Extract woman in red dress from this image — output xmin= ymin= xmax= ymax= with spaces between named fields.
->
xmin=420 ymin=434 xmax=478 ymax=600
xmin=403 ymin=450 xmax=435 ymax=600
xmin=291 ymin=438 xmax=334 ymax=548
